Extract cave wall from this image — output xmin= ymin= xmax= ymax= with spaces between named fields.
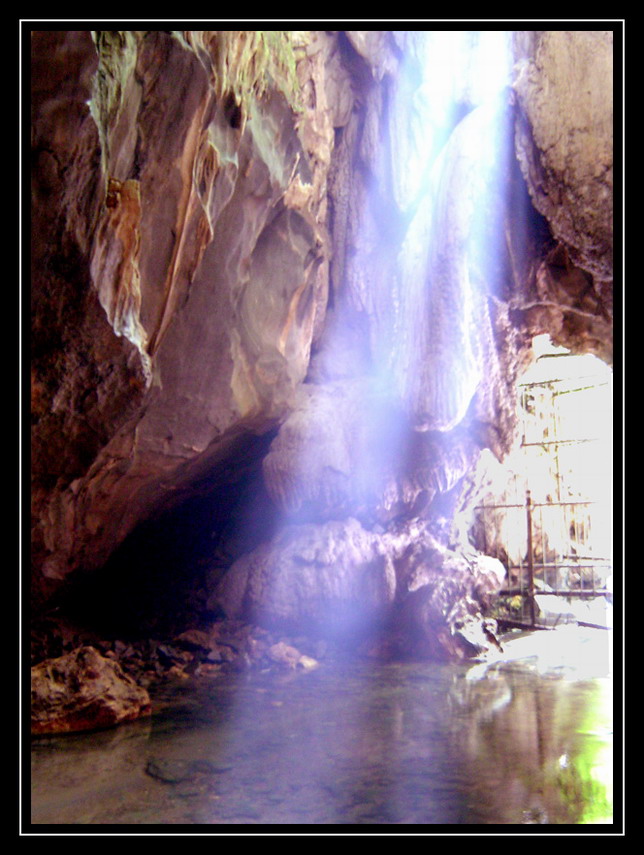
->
xmin=30 ymin=29 xmax=614 ymax=647
xmin=31 ymin=30 xmax=343 ymax=599
xmin=511 ymin=30 xmax=613 ymax=362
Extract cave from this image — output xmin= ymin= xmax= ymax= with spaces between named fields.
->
xmin=27 ymin=28 xmax=617 ymax=828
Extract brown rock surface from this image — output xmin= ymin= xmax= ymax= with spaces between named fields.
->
xmin=31 ymin=646 xmax=151 ymax=735
xmin=512 ymin=31 xmax=613 ymax=362
xmin=513 ymin=31 xmax=613 ymax=285
xmin=31 ymin=31 xmax=337 ymax=597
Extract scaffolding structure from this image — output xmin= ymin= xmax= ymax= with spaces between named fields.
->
xmin=475 ymin=356 xmax=612 ymax=629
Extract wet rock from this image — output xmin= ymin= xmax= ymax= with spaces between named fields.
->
xmin=267 ymin=641 xmax=319 ymax=671
xmin=31 ymin=645 xmax=151 ymax=735
xmin=268 ymin=641 xmax=301 ymax=669
xmin=194 ymin=663 xmax=225 ymax=679
xmin=165 ymin=665 xmax=191 ymax=681
xmin=173 ymin=629 xmax=213 ymax=652
xmin=156 ymin=643 xmax=188 ymax=667
xmin=394 ymin=543 xmax=505 ymax=661
xmin=212 ymin=644 xmax=237 ymax=664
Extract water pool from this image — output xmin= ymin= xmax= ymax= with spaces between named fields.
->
xmin=29 ymin=626 xmax=615 ymax=828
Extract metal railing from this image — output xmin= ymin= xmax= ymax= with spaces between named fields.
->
xmin=475 ymin=491 xmax=612 ymax=629
xmin=474 ymin=361 xmax=612 ymax=630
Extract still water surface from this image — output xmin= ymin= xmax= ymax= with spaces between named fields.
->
xmin=30 ymin=627 xmax=614 ymax=827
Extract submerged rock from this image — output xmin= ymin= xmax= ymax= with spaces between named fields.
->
xmin=145 ymin=758 xmax=232 ymax=784
xmin=31 ymin=645 xmax=151 ymax=735
xmin=268 ymin=641 xmax=319 ymax=671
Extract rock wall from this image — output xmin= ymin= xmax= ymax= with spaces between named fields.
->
xmin=512 ymin=31 xmax=613 ymax=362
xmin=30 ymin=29 xmax=614 ymax=658
xmin=31 ymin=30 xmax=339 ymax=597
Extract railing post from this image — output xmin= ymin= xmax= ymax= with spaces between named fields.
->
xmin=526 ymin=490 xmax=536 ymax=626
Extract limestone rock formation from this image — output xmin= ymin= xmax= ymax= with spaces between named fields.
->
xmin=31 ymin=646 xmax=151 ymax=734
xmin=512 ymin=31 xmax=613 ymax=362
xmin=31 ymin=31 xmax=338 ymax=598
xmin=513 ymin=32 xmax=613 ymax=285
xmin=394 ymin=542 xmax=506 ymax=660
xmin=209 ymin=517 xmax=400 ymax=638
xmin=30 ymin=29 xmax=614 ymax=663
xmin=210 ymin=515 xmax=506 ymax=658
xmin=261 ymin=379 xmax=481 ymax=524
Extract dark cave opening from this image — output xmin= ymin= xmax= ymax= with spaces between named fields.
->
xmin=52 ymin=431 xmax=283 ymax=641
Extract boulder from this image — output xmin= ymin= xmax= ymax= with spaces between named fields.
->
xmin=394 ymin=542 xmax=506 ymax=661
xmin=209 ymin=516 xmax=504 ymax=660
xmin=208 ymin=517 xmax=401 ymax=639
xmin=31 ymin=646 xmax=151 ymax=735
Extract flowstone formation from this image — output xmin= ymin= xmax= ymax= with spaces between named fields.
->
xmin=30 ymin=29 xmax=614 ymax=673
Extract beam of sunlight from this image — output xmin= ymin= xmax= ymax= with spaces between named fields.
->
xmin=209 ymin=30 xmax=519 ymax=824
xmin=206 ymin=31 xmax=612 ymax=827
xmin=395 ymin=33 xmax=515 ymax=433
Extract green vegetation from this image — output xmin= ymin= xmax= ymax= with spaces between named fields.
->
xmin=551 ymin=680 xmax=612 ymax=824
xmin=210 ymin=30 xmax=305 ymax=117
xmin=485 ymin=593 xmax=527 ymax=622
xmin=556 ymin=744 xmax=612 ymax=823
xmin=89 ymin=31 xmax=140 ymax=177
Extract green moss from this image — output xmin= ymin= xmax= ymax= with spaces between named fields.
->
xmin=89 ymin=31 xmax=140 ymax=177
xmin=212 ymin=30 xmax=305 ymax=117
xmin=259 ymin=31 xmax=302 ymax=104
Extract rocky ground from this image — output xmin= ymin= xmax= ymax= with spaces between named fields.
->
xmin=29 ymin=614 xmax=357 ymax=693
xmin=30 ymin=614 xmax=345 ymax=734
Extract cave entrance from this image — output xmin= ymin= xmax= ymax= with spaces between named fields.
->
xmin=475 ymin=335 xmax=613 ymax=630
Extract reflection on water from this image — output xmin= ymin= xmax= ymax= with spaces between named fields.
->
xmin=30 ymin=627 xmax=614 ymax=827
